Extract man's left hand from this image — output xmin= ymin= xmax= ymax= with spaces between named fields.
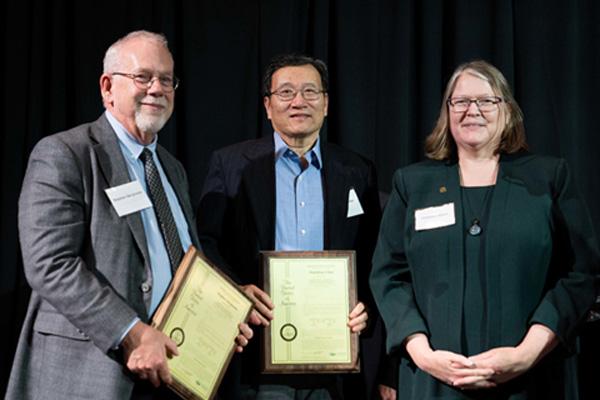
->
xmin=347 ymin=302 xmax=368 ymax=333
xmin=234 ymin=322 xmax=253 ymax=353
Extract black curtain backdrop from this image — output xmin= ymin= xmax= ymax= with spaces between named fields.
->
xmin=2 ymin=0 xmax=599 ymax=397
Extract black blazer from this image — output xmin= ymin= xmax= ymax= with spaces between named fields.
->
xmin=197 ymin=135 xmax=383 ymax=397
xmin=370 ymin=152 xmax=600 ymax=399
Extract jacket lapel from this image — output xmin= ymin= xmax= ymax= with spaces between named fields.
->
xmin=322 ymin=145 xmax=347 ymax=250
xmin=484 ymin=155 xmax=514 ymax=344
xmin=442 ymin=162 xmax=466 ymax=351
xmin=242 ymin=137 xmax=276 ymax=249
xmin=91 ymin=115 xmax=151 ymax=266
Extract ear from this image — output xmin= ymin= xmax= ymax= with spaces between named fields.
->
xmin=263 ymin=96 xmax=272 ymax=120
xmin=99 ymin=74 xmax=113 ymax=107
xmin=323 ymin=93 xmax=329 ymax=117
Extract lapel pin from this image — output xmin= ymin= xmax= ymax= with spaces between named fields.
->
xmin=439 ymin=186 xmax=447 ymax=193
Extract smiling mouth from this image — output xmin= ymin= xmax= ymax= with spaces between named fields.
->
xmin=290 ymin=114 xmax=310 ymax=119
xmin=462 ymin=123 xmax=485 ymax=128
xmin=142 ymin=102 xmax=165 ymax=108
xmin=139 ymin=103 xmax=167 ymax=114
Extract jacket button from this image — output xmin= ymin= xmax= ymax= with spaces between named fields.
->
xmin=140 ymin=282 xmax=151 ymax=293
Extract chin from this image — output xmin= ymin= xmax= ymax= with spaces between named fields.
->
xmin=135 ymin=113 xmax=168 ymax=134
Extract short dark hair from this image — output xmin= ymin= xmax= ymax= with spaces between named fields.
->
xmin=262 ymin=54 xmax=329 ymax=97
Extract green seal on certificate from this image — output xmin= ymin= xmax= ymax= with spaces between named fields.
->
xmin=170 ymin=327 xmax=185 ymax=346
xmin=280 ymin=323 xmax=297 ymax=342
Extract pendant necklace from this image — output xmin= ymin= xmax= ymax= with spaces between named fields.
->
xmin=459 ymin=164 xmax=497 ymax=237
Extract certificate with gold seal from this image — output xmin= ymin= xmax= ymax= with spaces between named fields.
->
xmin=152 ymin=246 xmax=253 ymax=400
xmin=260 ymin=251 xmax=359 ymax=373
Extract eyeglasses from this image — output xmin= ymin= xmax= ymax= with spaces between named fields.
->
xmin=111 ymin=72 xmax=180 ymax=92
xmin=269 ymin=87 xmax=326 ymax=101
xmin=447 ymin=96 xmax=503 ymax=112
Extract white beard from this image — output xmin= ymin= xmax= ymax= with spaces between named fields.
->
xmin=134 ymin=97 xmax=171 ymax=134
xmin=135 ymin=109 xmax=169 ymax=134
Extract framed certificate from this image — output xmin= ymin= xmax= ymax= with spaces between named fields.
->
xmin=152 ymin=246 xmax=253 ymax=400
xmin=260 ymin=250 xmax=359 ymax=374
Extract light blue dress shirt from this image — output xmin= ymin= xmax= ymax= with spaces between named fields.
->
xmin=274 ymin=132 xmax=324 ymax=251
xmin=106 ymin=111 xmax=192 ymax=315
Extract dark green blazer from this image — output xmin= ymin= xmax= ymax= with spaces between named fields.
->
xmin=370 ymin=152 xmax=599 ymax=399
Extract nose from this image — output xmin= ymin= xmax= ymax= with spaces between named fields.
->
xmin=466 ymin=100 xmax=481 ymax=116
xmin=289 ymin=91 xmax=307 ymax=107
xmin=147 ymin=78 xmax=166 ymax=95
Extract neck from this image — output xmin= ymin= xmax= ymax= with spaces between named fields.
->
xmin=279 ymin=132 xmax=319 ymax=157
xmin=131 ymin=130 xmax=156 ymax=146
xmin=458 ymin=155 xmax=500 ymax=187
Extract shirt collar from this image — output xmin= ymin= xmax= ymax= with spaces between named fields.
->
xmin=273 ymin=131 xmax=322 ymax=169
xmin=105 ymin=110 xmax=157 ymax=160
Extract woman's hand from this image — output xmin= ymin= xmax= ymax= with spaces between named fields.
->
xmin=405 ymin=333 xmax=496 ymax=390
xmin=466 ymin=324 xmax=558 ymax=385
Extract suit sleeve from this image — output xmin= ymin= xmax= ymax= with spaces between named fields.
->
xmin=196 ymin=150 xmax=240 ymax=282
xmin=529 ymin=159 xmax=600 ymax=346
xmin=18 ymin=136 xmax=138 ymax=353
xmin=369 ymin=169 xmax=429 ymax=355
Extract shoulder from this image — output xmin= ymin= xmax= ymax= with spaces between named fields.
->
xmin=29 ymin=118 xmax=104 ymax=162
xmin=211 ymin=136 xmax=273 ymax=163
xmin=323 ymin=142 xmax=375 ymax=171
xmin=393 ymin=159 xmax=448 ymax=182
xmin=501 ymin=152 xmax=567 ymax=185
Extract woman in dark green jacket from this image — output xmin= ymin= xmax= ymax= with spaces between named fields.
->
xmin=370 ymin=60 xmax=599 ymax=399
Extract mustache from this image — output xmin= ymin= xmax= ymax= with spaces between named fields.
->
xmin=136 ymin=97 xmax=169 ymax=108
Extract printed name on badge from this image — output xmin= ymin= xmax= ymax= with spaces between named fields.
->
xmin=105 ymin=180 xmax=152 ymax=217
xmin=414 ymin=202 xmax=455 ymax=231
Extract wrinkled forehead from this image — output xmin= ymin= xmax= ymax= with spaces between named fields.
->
xmin=116 ymin=38 xmax=174 ymax=73
xmin=272 ymin=64 xmax=322 ymax=87
xmin=451 ymin=69 xmax=499 ymax=96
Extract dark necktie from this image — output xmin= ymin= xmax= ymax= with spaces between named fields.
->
xmin=140 ymin=148 xmax=183 ymax=272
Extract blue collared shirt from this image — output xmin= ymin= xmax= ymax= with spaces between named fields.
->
xmin=274 ymin=132 xmax=324 ymax=251
xmin=106 ymin=111 xmax=192 ymax=315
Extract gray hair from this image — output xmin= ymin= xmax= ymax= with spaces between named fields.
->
xmin=103 ymin=30 xmax=170 ymax=73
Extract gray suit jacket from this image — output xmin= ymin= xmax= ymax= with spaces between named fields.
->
xmin=7 ymin=114 xmax=199 ymax=399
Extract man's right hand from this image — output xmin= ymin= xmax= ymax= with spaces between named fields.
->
xmin=122 ymin=321 xmax=179 ymax=387
xmin=241 ymin=284 xmax=274 ymax=326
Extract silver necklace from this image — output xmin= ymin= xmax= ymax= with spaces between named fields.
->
xmin=458 ymin=163 xmax=498 ymax=236
xmin=462 ymin=188 xmax=492 ymax=236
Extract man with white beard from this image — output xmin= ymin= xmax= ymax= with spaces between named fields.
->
xmin=6 ymin=30 xmax=252 ymax=400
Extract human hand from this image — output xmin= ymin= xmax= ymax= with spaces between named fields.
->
xmin=465 ymin=324 xmax=558 ymax=386
xmin=462 ymin=347 xmax=526 ymax=385
xmin=241 ymin=284 xmax=274 ymax=326
xmin=377 ymin=384 xmax=397 ymax=400
xmin=234 ymin=322 xmax=254 ymax=353
xmin=348 ymin=302 xmax=368 ymax=333
xmin=405 ymin=333 xmax=496 ymax=390
xmin=122 ymin=321 xmax=179 ymax=387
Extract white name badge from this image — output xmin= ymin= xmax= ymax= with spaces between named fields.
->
xmin=347 ymin=188 xmax=365 ymax=218
xmin=414 ymin=202 xmax=455 ymax=231
xmin=105 ymin=181 xmax=152 ymax=217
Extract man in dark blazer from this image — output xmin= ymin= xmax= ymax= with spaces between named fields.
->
xmin=197 ymin=54 xmax=394 ymax=399
xmin=7 ymin=31 xmax=250 ymax=400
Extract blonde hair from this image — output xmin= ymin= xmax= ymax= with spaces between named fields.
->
xmin=424 ymin=60 xmax=527 ymax=160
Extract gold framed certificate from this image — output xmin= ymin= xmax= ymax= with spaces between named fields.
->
xmin=152 ymin=246 xmax=253 ymax=400
xmin=260 ymin=250 xmax=359 ymax=374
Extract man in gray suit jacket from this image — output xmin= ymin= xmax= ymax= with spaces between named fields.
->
xmin=7 ymin=30 xmax=251 ymax=400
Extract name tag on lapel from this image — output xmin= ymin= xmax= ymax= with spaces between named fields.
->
xmin=414 ymin=202 xmax=455 ymax=231
xmin=105 ymin=181 xmax=152 ymax=217
xmin=347 ymin=188 xmax=364 ymax=218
